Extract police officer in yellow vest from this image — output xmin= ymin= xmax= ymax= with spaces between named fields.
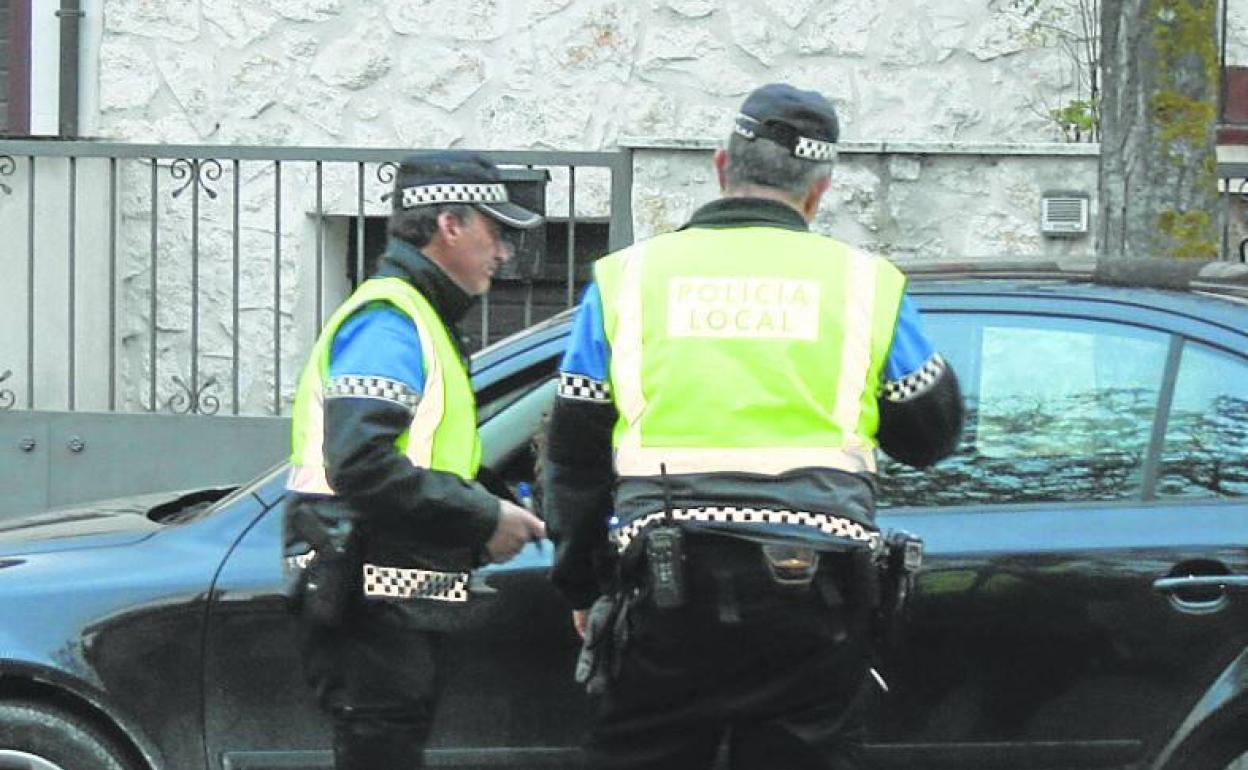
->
xmin=542 ymin=84 xmax=964 ymax=769
xmin=285 ymin=151 xmax=547 ymax=770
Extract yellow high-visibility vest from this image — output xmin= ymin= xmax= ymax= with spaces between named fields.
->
xmin=594 ymin=226 xmax=905 ymax=478
xmin=287 ymin=277 xmax=480 ymax=494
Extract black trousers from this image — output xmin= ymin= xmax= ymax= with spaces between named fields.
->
xmin=302 ymin=600 xmax=442 ymax=770
xmin=588 ymin=535 xmax=879 ymax=770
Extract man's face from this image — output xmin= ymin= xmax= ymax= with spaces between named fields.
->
xmin=441 ymin=210 xmax=513 ymax=296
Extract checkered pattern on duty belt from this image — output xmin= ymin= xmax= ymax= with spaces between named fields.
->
xmin=284 ymin=551 xmax=471 ymax=603
xmin=609 ymin=507 xmax=882 ymax=552
xmin=363 ymin=564 xmax=472 ymax=602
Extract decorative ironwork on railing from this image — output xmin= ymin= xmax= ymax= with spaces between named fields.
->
xmin=170 ymin=157 xmax=224 ymax=200
xmin=0 ymin=141 xmax=634 ymax=418
xmin=167 ymin=374 xmax=222 ymax=416
xmin=0 ymin=156 xmax=15 ymax=196
xmin=0 ymin=370 xmax=14 ymax=411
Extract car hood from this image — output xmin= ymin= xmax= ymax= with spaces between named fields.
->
xmin=0 ymin=491 xmax=179 ymax=555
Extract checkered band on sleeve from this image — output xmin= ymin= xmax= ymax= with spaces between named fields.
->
xmin=794 ymin=136 xmax=837 ymax=162
xmin=326 ymin=375 xmax=421 ymax=411
xmin=558 ymin=372 xmax=612 ymax=402
xmin=882 ymin=354 xmax=946 ymax=403
xmin=609 ymin=507 xmax=881 ymax=553
xmin=363 ymin=564 xmax=472 ymax=602
xmin=400 ymin=183 xmax=509 ymax=209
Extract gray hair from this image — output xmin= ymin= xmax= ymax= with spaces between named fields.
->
xmin=387 ymin=203 xmax=477 ymax=248
xmin=722 ymin=133 xmax=833 ymax=199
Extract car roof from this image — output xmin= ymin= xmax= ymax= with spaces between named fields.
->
xmin=899 ymin=258 xmax=1248 ymax=327
xmin=911 ymin=276 xmax=1247 ymax=326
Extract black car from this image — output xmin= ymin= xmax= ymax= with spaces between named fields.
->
xmin=2 ymin=264 xmax=1248 ymax=770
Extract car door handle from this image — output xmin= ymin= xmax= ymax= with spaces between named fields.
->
xmin=1153 ymin=575 xmax=1248 ymax=593
xmin=1154 ymin=575 xmax=1248 ymax=613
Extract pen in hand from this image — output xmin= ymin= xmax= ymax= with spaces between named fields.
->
xmin=516 ymin=481 xmax=544 ymax=552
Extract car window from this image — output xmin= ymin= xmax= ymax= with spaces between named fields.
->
xmin=480 ymin=376 xmax=557 ymax=472
xmin=878 ymin=313 xmax=1171 ymax=508
xmin=1156 ymin=342 xmax=1248 ymax=499
xmin=476 ymin=357 xmax=559 ymax=424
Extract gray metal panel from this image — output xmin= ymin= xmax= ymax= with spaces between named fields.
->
xmin=0 ymin=411 xmax=289 ymax=516
xmin=0 ymin=412 xmax=49 ymax=518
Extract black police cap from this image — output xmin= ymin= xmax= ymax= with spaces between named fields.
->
xmin=393 ymin=150 xmax=543 ymax=230
xmin=734 ymin=83 xmax=839 ymax=162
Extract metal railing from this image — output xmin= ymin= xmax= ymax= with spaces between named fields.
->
xmin=0 ymin=141 xmax=633 ymax=418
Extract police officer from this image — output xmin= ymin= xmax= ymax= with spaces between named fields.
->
xmin=284 ymin=151 xmax=547 ymax=770
xmin=542 ymin=83 xmax=964 ymax=770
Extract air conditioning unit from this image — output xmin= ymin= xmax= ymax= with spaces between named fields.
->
xmin=1041 ymin=193 xmax=1090 ymax=237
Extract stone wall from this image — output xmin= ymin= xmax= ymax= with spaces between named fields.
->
xmin=96 ymin=0 xmax=1109 ymax=147
xmin=628 ymin=140 xmax=1100 ymax=260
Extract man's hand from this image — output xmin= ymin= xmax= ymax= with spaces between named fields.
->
xmin=485 ymin=500 xmax=546 ymax=564
xmin=572 ymin=608 xmax=590 ymax=639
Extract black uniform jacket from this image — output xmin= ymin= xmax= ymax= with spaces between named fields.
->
xmin=541 ymin=197 xmax=965 ymax=609
xmin=286 ymin=238 xmax=500 ymax=566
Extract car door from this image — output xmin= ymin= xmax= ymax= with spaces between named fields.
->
xmin=869 ymin=292 xmax=1248 ymax=770
xmin=201 ymin=369 xmax=589 ymax=770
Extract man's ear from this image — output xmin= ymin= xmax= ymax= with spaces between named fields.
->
xmin=437 ymin=209 xmax=464 ymax=241
xmin=713 ymin=149 xmax=729 ymax=192
xmin=802 ymin=174 xmax=832 ymax=221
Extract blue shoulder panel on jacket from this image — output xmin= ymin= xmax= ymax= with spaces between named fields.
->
xmin=884 ymin=294 xmax=938 ymax=382
xmin=560 ymin=283 xmax=611 ymax=382
xmin=328 ymin=303 xmax=427 ymax=394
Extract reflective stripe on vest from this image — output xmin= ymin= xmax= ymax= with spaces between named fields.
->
xmin=595 ymin=227 xmax=905 ymax=478
xmin=287 ymin=277 xmax=480 ymax=494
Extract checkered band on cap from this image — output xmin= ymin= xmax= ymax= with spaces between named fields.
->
xmin=558 ymin=372 xmax=611 ymax=402
xmin=735 ymin=114 xmax=835 ymax=162
xmin=400 ymin=183 xmax=509 ymax=209
xmin=610 ymin=507 xmax=881 ymax=553
xmin=794 ymin=136 xmax=837 ymax=162
xmin=882 ymin=354 xmax=946 ymax=403
xmin=733 ymin=115 xmax=760 ymax=141
xmin=326 ymin=375 xmax=421 ymax=411
xmin=363 ymin=564 xmax=472 ymax=602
